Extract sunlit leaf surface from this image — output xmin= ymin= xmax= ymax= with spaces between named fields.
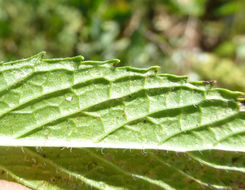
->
xmin=0 ymin=53 xmax=244 ymax=189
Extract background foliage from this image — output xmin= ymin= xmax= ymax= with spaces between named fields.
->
xmin=0 ymin=0 xmax=245 ymax=90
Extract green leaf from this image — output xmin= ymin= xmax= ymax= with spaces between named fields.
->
xmin=1 ymin=147 xmax=245 ymax=189
xmin=0 ymin=52 xmax=244 ymax=151
xmin=0 ymin=53 xmax=245 ymax=189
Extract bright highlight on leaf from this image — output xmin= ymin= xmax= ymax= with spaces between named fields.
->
xmin=0 ymin=53 xmax=245 ymax=190
xmin=0 ymin=52 xmax=244 ymax=151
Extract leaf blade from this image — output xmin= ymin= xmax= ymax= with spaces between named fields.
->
xmin=0 ymin=54 xmax=244 ymax=152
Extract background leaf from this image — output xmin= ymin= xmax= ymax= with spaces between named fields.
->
xmin=1 ymin=147 xmax=245 ymax=189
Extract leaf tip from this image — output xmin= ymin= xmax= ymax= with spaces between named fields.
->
xmin=107 ymin=59 xmax=120 ymax=65
xmin=75 ymin=55 xmax=85 ymax=61
xmin=151 ymin=66 xmax=160 ymax=72
xmin=32 ymin=51 xmax=46 ymax=59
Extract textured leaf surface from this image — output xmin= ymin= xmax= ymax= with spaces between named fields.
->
xmin=0 ymin=53 xmax=245 ymax=189
xmin=1 ymin=147 xmax=245 ymax=189
xmin=0 ymin=52 xmax=244 ymax=151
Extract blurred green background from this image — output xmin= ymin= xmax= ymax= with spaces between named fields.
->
xmin=0 ymin=0 xmax=245 ymax=92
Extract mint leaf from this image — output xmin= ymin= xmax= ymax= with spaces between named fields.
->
xmin=0 ymin=53 xmax=244 ymax=151
xmin=0 ymin=147 xmax=245 ymax=189
xmin=0 ymin=53 xmax=244 ymax=189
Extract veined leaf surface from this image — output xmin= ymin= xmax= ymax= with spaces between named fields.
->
xmin=0 ymin=52 xmax=244 ymax=151
xmin=1 ymin=147 xmax=245 ymax=189
xmin=0 ymin=53 xmax=245 ymax=189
